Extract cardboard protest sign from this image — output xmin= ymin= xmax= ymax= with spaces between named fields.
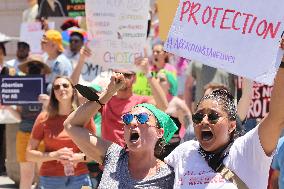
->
xmin=237 ymin=77 xmax=272 ymax=119
xmin=0 ymin=76 xmax=45 ymax=105
xmin=165 ymin=0 xmax=284 ymax=85
xmin=20 ymin=22 xmax=55 ymax=54
xmin=157 ymin=0 xmax=179 ymax=41
xmin=84 ymin=0 xmax=149 ymax=82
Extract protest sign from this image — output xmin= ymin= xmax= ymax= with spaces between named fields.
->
xmin=20 ymin=22 xmax=55 ymax=54
xmin=67 ymin=0 xmax=85 ymax=17
xmin=157 ymin=0 xmax=179 ymax=41
xmin=165 ymin=0 xmax=284 ymax=84
xmin=237 ymin=77 xmax=272 ymax=119
xmin=38 ymin=0 xmax=68 ymax=17
xmin=0 ymin=76 xmax=45 ymax=105
xmin=84 ymin=0 xmax=149 ymax=82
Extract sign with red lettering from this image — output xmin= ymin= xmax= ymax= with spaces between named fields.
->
xmin=84 ymin=0 xmax=149 ymax=76
xmin=165 ymin=0 xmax=284 ymax=84
xmin=237 ymin=77 xmax=272 ymax=119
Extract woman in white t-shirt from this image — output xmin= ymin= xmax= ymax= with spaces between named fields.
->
xmin=165 ymin=40 xmax=284 ymax=189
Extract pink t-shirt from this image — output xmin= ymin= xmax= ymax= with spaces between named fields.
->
xmin=101 ymin=94 xmax=151 ymax=146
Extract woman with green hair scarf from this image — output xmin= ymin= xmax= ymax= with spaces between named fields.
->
xmin=64 ymin=73 xmax=177 ymax=188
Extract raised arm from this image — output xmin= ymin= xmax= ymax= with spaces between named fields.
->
xmin=237 ymin=77 xmax=253 ymax=121
xmin=135 ymin=57 xmax=168 ymax=111
xmin=70 ymin=45 xmax=91 ymax=85
xmin=259 ymin=39 xmax=284 ymax=155
xmin=64 ymin=73 xmax=126 ymax=164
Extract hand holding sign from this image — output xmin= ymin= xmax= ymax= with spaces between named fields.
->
xmin=135 ymin=57 xmax=151 ymax=76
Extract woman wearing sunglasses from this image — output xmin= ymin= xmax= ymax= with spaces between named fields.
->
xmin=26 ymin=76 xmax=96 ymax=189
xmin=165 ymin=43 xmax=284 ymax=189
xmin=64 ymin=73 xmax=177 ymax=188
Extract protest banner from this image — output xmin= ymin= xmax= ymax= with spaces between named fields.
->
xmin=20 ymin=22 xmax=55 ymax=54
xmin=0 ymin=76 xmax=45 ymax=105
xmin=165 ymin=0 xmax=284 ymax=84
xmin=237 ymin=77 xmax=272 ymax=119
xmin=84 ymin=0 xmax=149 ymax=83
xmin=157 ymin=0 xmax=179 ymax=41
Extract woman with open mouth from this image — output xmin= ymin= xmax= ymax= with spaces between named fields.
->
xmin=164 ymin=38 xmax=284 ymax=189
xmin=64 ymin=72 xmax=178 ymax=188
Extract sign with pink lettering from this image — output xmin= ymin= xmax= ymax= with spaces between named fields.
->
xmin=84 ymin=0 xmax=149 ymax=81
xmin=165 ymin=0 xmax=284 ymax=84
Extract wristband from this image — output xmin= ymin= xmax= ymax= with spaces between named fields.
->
xmin=83 ymin=155 xmax=87 ymax=161
xmin=95 ymin=99 xmax=104 ymax=107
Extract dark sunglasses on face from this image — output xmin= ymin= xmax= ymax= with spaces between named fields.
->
xmin=192 ymin=111 xmax=221 ymax=125
xmin=122 ymin=112 xmax=151 ymax=125
xmin=115 ymin=72 xmax=134 ymax=79
xmin=53 ymin=83 xmax=70 ymax=90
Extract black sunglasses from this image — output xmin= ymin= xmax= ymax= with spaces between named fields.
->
xmin=192 ymin=111 xmax=221 ymax=125
xmin=53 ymin=83 xmax=70 ymax=90
xmin=122 ymin=112 xmax=151 ymax=125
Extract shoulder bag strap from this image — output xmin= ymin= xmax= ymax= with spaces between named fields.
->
xmin=218 ymin=165 xmax=249 ymax=189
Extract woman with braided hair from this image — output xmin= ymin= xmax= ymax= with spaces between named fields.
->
xmin=165 ymin=40 xmax=284 ymax=189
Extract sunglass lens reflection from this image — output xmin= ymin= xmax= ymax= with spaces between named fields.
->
xmin=53 ymin=83 xmax=70 ymax=90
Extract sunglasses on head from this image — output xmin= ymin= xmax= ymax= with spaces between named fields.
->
xmin=53 ymin=83 xmax=70 ymax=90
xmin=192 ymin=111 xmax=221 ymax=125
xmin=122 ymin=112 xmax=151 ymax=125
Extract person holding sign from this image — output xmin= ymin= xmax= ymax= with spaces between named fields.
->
xmin=26 ymin=76 xmax=95 ymax=189
xmin=164 ymin=40 xmax=284 ymax=189
xmin=64 ymin=73 xmax=176 ymax=188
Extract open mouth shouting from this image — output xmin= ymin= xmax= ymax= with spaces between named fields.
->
xmin=201 ymin=129 xmax=214 ymax=141
xmin=129 ymin=130 xmax=140 ymax=143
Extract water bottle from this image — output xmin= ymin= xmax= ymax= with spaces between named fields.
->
xmin=64 ymin=162 xmax=75 ymax=176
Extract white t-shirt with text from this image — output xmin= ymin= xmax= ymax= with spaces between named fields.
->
xmin=165 ymin=126 xmax=272 ymax=189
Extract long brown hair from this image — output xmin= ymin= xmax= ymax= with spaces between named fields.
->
xmin=46 ymin=76 xmax=79 ymax=118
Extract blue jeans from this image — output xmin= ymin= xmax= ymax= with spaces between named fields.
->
xmin=39 ymin=174 xmax=92 ymax=189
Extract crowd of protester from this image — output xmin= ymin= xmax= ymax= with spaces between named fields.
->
xmin=0 ymin=1 xmax=284 ymax=189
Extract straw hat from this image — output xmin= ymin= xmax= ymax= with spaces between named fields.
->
xmin=18 ymin=54 xmax=51 ymax=74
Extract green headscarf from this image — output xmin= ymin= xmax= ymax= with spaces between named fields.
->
xmin=159 ymin=69 xmax=178 ymax=96
xmin=134 ymin=103 xmax=178 ymax=143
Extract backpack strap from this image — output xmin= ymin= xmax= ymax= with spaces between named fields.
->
xmin=218 ymin=164 xmax=249 ymax=189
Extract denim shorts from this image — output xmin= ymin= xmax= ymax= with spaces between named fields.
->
xmin=39 ymin=174 xmax=92 ymax=189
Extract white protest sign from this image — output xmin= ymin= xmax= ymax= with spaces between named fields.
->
xmin=165 ymin=0 xmax=284 ymax=85
xmin=20 ymin=22 xmax=55 ymax=54
xmin=84 ymin=0 xmax=149 ymax=82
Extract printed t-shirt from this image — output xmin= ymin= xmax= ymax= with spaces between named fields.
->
xmin=101 ymin=94 xmax=151 ymax=146
xmin=31 ymin=112 xmax=96 ymax=176
xmin=165 ymin=125 xmax=272 ymax=189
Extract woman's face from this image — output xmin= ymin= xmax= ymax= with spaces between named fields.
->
xmin=152 ymin=44 xmax=167 ymax=68
xmin=157 ymin=72 xmax=170 ymax=95
xmin=123 ymin=107 xmax=164 ymax=152
xmin=193 ymin=99 xmax=236 ymax=152
xmin=53 ymin=78 xmax=73 ymax=103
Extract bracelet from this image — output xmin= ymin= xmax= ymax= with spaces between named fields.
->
xmin=95 ymin=99 xmax=104 ymax=107
xmin=83 ymin=155 xmax=87 ymax=161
